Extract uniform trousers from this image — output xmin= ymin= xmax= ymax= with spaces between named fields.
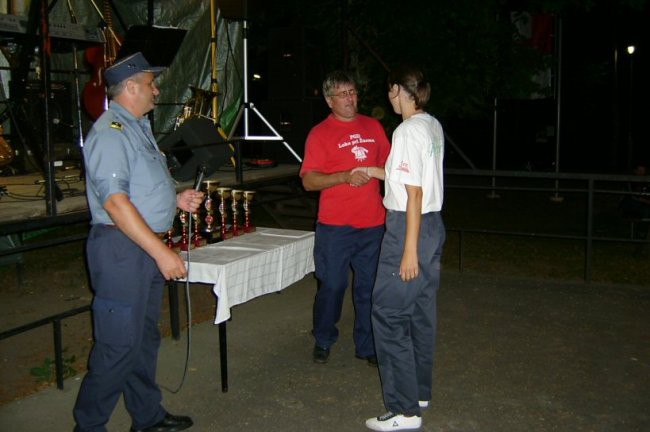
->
xmin=372 ymin=211 xmax=445 ymax=416
xmin=73 ymin=224 xmax=167 ymax=432
xmin=313 ymin=223 xmax=384 ymax=357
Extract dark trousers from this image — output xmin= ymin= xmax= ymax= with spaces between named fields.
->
xmin=73 ymin=225 xmax=166 ymax=432
xmin=372 ymin=211 xmax=445 ymax=416
xmin=313 ymin=223 xmax=384 ymax=357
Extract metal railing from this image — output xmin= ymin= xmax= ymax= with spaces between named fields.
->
xmin=0 ymin=215 xmax=90 ymax=389
xmin=444 ymin=168 xmax=650 ymax=282
xmin=0 ymin=305 xmax=91 ymax=389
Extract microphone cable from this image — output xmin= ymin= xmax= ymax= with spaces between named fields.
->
xmin=162 ymin=166 xmax=206 ymax=394
xmin=161 ymin=211 xmax=194 ymax=395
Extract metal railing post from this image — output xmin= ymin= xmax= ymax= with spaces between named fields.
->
xmin=53 ymin=319 xmax=64 ymax=389
xmin=585 ymin=179 xmax=594 ymax=283
xmin=458 ymin=230 xmax=464 ymax=273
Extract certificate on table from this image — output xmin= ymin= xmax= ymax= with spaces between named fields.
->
xmin=181 ymin=228 xmax=315 ymax=323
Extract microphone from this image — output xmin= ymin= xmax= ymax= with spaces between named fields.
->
xmin=193 ymin=165 xmax=206 ymax=191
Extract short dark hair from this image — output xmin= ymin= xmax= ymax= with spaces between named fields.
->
xmin=387 ymin=64 xmax=431 ymax=109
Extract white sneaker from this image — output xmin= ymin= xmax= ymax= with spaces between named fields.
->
xmin=418 ymin=400 xmax=429 ymax=409
xmin=365 ymin=412 xmax=422 ymax=431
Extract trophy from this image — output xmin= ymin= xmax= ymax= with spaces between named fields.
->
xmin=202 ymin=180 xmax=220 ymax=243
xmin=191 ymin=209 xmax=206 ymax=248
xmin=165 ymin=210 xmax=177 ymax=249
xmin=178 ymin=211 xmax=190 ymax=251
xmin=243 ymin=190 xmax=256 ymax=233
xmin=216 ymin=187 xmax=233 ymax=240
xmin=231 ymin=189 xmax=244 ymax=236
xmin=165 ymin=228 xmax=175 ymax=249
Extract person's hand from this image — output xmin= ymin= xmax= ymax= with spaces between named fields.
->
xmin=348 ymin=167 xmax=371 ymax=186
xmin=155 ymin=247 xmax=188 ymax=280
xmin=399 ymin=250 xmax=419 ymax=282
xmin=177 ymin=189 xmax=205 ymax=213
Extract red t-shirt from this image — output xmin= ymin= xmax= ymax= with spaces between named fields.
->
xmin=300 ymin=114 xmax=390 ymax=228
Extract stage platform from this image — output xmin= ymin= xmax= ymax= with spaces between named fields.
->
xmin=0 ymin=163 xmax=302 ymax=228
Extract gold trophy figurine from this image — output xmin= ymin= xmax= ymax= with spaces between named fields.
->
xmin=216 ymin=187 xmax=233 ymax=240
xmin=178 ymin=211 xmax=190 ymax=251
xmin=191 ymin=209 xmax=206 ymax=248
xmin=202 ymin=180 xmax=220 ymax=243
xmin=243 ymin=190 xmax=256 ymax=233
xmin=165 ymin=228 xmax=175 ymax=249
xmin=231 ymin=189 xmax=244 ymax=236
xmin=166 ymin=210 xmax=179 ymax=250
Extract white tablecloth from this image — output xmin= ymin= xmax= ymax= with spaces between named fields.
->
xmin=181 ymin=228 xmax=315 ymax=324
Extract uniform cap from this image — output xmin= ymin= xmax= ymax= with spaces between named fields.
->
xmin=104 ymin=52 xmax=165 ymax=86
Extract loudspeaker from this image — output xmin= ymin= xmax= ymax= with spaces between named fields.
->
xmin=159 ymin=117 xmax=231 ymax=181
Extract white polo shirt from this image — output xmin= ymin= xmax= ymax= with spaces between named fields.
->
xmin=383 ymin=112 xmax=444 ymax=213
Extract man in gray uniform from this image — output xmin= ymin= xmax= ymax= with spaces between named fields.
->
xmin=73 ymin=52 xmax=203 ymax=432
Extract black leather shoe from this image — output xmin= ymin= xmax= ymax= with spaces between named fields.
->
xmin=130 ymin=413 xmax=193 ymax=432
xmin=356 ymin=354 xmax=378 ymax=367
xmin=313 ymin=345 xmax=330 ymax=364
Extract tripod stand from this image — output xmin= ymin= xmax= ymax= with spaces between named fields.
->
xmin=226 ymin=15 xmax=302 ymax=163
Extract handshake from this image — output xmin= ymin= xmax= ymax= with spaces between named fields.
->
xmin=348 ymin=166 xmax=378 ymax=187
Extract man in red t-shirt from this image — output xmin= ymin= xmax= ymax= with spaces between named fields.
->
xmin=300 ymin=70 xmax=390 ymax=366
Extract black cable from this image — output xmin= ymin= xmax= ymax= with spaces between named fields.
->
xmin=162 ymin=166 xmax=204 ymax=394
xmin=161 ymin=213 xmax=194 ymax=395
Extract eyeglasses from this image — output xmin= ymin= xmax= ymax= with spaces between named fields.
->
xmin=328 ymin=89 xmax=358 ymax=99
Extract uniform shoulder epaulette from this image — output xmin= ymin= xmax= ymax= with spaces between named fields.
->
xmin=110 ymin=121 xmax=123 ymax=131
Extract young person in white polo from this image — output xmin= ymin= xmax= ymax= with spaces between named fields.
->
xmin=360 ymin=64 xmax=446 ymax=431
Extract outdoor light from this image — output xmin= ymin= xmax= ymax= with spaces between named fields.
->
xmin=627 ymin=45 xmax=635 ymax=55
xmin=252 ymin=73 xmax=261 ymax=80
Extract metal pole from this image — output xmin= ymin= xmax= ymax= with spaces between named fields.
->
xmin=458 ymin=230 xmax=464 ymax=273
xmin=210 ymin=0 xmax=219 ymax=123
xmin=219 ymin=321 xmax=228 ymax=392
xmin=551 ymin=15 xmax=564 ymax=203
xmin=53 ymin=319 xmax=64 ymax=389
xmin=584 ymin=179 xmax=594 ymax=283
xmin=242 ymin=18 xmax=249 ymax=138
xmin=65 ymin=0 xmax=84 ymax=152
xmin=611 ymin=46 xmax=619 ymax=169
xmin=487 ymin=97 xmax=500 ymax=199
xmin=626 ymin=48 xmax=634 ymax=169
xmin=39 ymin=0 xmax=60 ymax=213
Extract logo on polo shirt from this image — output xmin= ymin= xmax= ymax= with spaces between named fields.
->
xmin=396 ymin=161 xmax=410 ymax=173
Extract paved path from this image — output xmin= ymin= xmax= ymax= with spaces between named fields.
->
xmin=1 ymin=272 xmax=648 ymax=432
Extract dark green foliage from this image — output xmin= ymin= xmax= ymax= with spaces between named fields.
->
xmin=29 ymin=349 xmax=77 ymax=383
